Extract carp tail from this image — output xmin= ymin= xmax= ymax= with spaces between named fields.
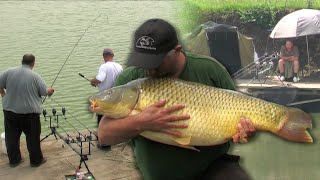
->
xmin=277 ymin=108 xmax=313 ymax=143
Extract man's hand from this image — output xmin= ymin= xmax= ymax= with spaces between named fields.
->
xmin=233 ymin=117 xmax=256 ymax=143
xmin=90 ymin=78 xmax=101 ymax=87
xmin=47 ymin=87 xmax=54 ymax=96
xmin=90 ymin=81 xmax=96 ymax=87
xmin=137 ymin=99 xmax=190 ymax=137
xmin=288 ymin=56 xmax=294 ymax=61
xmin=96 ymin=99 xmax=190 ymax=145
xmin=0 ymin=88 xmax=5 ymax=97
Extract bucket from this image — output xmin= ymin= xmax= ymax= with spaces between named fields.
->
xmin=1 ymin=132 xmax=7 ymax=154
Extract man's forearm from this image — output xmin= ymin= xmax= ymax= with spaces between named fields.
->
xmin=281 ymin=56 xmax=290 ymax=61
xmin=281 ymin=56 xmax=298 ymax=61
xmin=98 ymin=115 xmax=143 ymax=145
xmin=96 ymin=100 xmax=190 ymax=145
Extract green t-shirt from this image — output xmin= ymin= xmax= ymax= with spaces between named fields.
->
xmin=114 ymin=51 xmax=236 ymax=180
xmin=280 ymin=45 xmax=299 ymax=58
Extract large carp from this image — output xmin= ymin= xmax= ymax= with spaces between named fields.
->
xmin=90 ymin=78 xmax=313 ymax=149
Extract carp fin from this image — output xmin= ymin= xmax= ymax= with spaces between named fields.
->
xmin=172 ymin=136 xmax=200 ymax=152
xmin=173 ymin=136 xmax=191 ymax=145
xmin=277 ymin=108 xmax=313 ymax=143
xmin=177 ymin=145 xmax=200 ymax=152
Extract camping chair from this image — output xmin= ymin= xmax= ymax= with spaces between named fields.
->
xmin=282 ymin=60 xmax=305 ymax=79
xmin=298 ymin=49 xmax=308 ymax=77
xmin=283 ymin=61 xmax=294 ymax=79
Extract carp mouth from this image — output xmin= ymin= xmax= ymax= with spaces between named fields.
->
xmin=89 ymin=84 xmax=141 ymax=118
xmin=89 ymin=99 xmax=100 ymax=112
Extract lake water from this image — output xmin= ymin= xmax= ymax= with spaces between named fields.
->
xmin=0 ymin=1 xmax=319 ymax=179
xmin=0 ymin=0 xmax=183 ymax=133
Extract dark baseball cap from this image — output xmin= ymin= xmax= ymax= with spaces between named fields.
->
xmin=103 ymin=48 xmax=114 ymax=56
xmin=127 ymin=19 xmax=178 ymax=69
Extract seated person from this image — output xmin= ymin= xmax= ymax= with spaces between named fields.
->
xmin=278 ymin=40 xmax=300 ymax=82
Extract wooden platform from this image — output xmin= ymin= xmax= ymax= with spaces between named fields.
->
xmin=235 ymin=77 xmax=320 ymax=113
xmin=235 ymin=77 xmax=320 ymax=90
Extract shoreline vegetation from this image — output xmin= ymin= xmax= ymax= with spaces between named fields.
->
xmin=184 ymin=0 xmax=319 ymax=12
xmin=182 ymin=0 xmax=320 ymax=32
xmin=180 ymin=0 xmax=320 ymax=73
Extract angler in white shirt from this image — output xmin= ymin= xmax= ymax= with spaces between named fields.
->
xmin=90 ymin=48 xmax=123 ymax=150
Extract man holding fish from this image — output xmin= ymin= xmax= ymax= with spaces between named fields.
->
xmin=94 ymin=19 xmax=257 ymax=180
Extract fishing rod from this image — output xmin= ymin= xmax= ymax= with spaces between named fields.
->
xmin=41 ymin=101 xmax=77 ymax=144
xmin=39 ymin=14 xmax=107 ymax=178
xmin=50 ymin=98 xmax=92 ymax=141
xmin=43 ymin=97 xmax=98 ymax=145
xmin=42 ymin=14 xmax=101 ymax=103
xmin=49 ymin=97 xmax=97 ymax=137
xmin=42 ymin=101 xmax=95 ymax=177
xmin=287 ymin=98 xmax=320 ymax=106
xmin=79 ymin=73 xmax=91 ymax=82
xmin=43 ymin=100 xmax=89 ymax=143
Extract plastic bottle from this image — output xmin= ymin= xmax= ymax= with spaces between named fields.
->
xmin=75 ymin=168 xmax=81 ymax=180
xmin=1 ymin=132 xmax=7 ymax=154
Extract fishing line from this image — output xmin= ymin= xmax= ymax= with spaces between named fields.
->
xmin=44 ymin=98 xmax=88 ymax=141
xmin=44 ymin=100 xmax=93 ymax=148
xmin=42 ymin=101 xmax=85 ymax=148
xmin=44 ymin=99 xmax=77 ymax=132
xmin=42 ymin=14 xmax=102 ymax=103
xmin=49 ymin=97 xmax=97 ymax=136
xmin=43 ymin=100 xmax=76 ymax=137
xmin=38 ymin=12 xmax=106 ymax=174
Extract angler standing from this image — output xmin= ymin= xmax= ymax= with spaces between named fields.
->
xmin=0 ymin=54 xmax=54 ymax=167
xmin=90 ymin=48 xmax=123 ymax=150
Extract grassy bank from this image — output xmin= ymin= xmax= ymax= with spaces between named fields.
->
xmin=185 ymin=0 xmax=320 ymax=13
xmin=180 ymin=0 xmax=320 ymax=69
xmin=181 ymin=0 xmax=320 ymax=32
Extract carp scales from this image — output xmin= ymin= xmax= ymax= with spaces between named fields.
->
xmin=90 ymin=78 xmax=313 ymax=149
